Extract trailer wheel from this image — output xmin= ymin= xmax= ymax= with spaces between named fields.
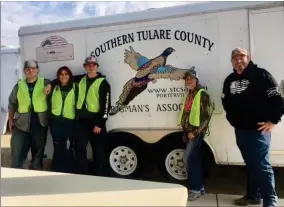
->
xmin=159 ymin=133 xmax=215 ymax=185
xmin=165 ymin=149 xmax=187 ymax=181
xmin=106 ymin=132 xmax=143 ymax=178
xmin=157 ymin=132 xmax=187 ymax=184
xmin=109 ymin=145 xmax=138 ymax=176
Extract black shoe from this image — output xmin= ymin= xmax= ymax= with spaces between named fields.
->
xmin=234 ymin=195 xmax=262 ymax=206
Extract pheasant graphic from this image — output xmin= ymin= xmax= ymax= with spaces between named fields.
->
xmin=109 ymin=46 xmax=195 ymax=116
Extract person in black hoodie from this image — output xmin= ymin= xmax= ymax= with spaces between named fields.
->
xmin=222 ymin=48 xmax=284 ymax=207
xmin=45 ymin=55 xmax=111 ymax=176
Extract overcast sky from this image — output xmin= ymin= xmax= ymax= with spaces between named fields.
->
xmin=1 ymin=1 xmax=199 ymax=48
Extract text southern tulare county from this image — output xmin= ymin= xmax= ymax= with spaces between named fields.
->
xmin=92 ymin=29 xmax=215 ymax=57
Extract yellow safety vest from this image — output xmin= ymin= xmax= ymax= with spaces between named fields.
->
xmin=76 ymin=76 xmax=104 ymax=112
xmin=17 ymin=77 xmax=47 ymax=113
xmin=178 ymin=89 xmax=206 ymax=127
xmin=51 ymin=85 xmax=76 ymax=119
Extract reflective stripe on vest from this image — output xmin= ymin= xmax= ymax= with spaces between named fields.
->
xmin=17 ymin=77 xmax=47 ymax=113
xmin=51 ymin=85 xmax=76 ymax=119
xmin=76 ymin=76 xmax=104 ymax=112
xmin=178 ymin=89 xmax=205 ymax=127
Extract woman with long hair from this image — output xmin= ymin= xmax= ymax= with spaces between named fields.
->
xmin=48 ymin=66 xmax=77 ymax=173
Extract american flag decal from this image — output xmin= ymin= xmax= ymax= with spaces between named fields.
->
xmin=36 ymin=35 xmax=74 ymax=63
xmin=40 ymin=36 xmax=68 ymax=47
xmin=229 ymin=79 xmax=250 ymax=95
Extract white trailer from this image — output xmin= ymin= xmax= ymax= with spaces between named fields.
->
xmin=17 ymin=1 xmax=284 ymax=181
xmin=0 ymin=47 xmax=21 ymax=135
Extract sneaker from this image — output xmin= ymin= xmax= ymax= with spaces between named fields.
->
xmin=234 ymin=195 xmax=262 ymax=206
xmin=188 ymin=191 xmax=201 ymax=201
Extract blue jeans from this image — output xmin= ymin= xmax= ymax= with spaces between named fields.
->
xmin=10 ymin=125 xmax=48 ymax=170
xmin=235 ymin=129 xmax=277 ymax=207
xmin=183 ymin=132 xmax=205 ymax=192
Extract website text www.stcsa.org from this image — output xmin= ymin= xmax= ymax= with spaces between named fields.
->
xmin=147 ymin=87 xmax=188 ymax=98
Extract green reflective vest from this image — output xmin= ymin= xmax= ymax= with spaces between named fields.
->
xmin=17 ymin=77 xmax=47 ymax=113
xmin=76 ymin=76 xmax=104 ymax=112
xmin=51 ymin=85 xmax=76 ymax=119
xmin=178 ymin=89 xmax=206 ymax=127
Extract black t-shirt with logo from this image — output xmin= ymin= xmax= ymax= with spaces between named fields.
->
xmin=60 ymin=85 xmax=71 ymax=101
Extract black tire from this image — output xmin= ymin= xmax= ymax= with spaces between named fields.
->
xmin=105 ymin=132 xmax=144 ymax=179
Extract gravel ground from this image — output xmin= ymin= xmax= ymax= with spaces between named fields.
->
xmin=2 ymin=134 xmax=284 ymax=198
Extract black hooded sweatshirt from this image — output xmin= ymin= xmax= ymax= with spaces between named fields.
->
xmin=221 ymin=61 xmax=283 ymax=130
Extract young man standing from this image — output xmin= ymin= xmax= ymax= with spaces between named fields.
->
xmin=8 ymin=60 xmax=50 ymax=170
xmin=74 ymin=55 xmax=111 ymax=176
xmin=221 ymin=48 xmax=284 ymax=207
xmin=178 ymin=69 xmax=213 ymax=201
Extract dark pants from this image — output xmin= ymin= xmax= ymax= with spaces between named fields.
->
xmin=235 ymin=129 xmax=277 ymax=207
xmin=74 ymin=119 xmax=108 ymax=176
xmin=10 ymin=125 xmax=48 ymax=170
xmin=184 ymin=132 xmax=205 ymax=192
xmin=49 ymin=118 xmax=75 ymax=173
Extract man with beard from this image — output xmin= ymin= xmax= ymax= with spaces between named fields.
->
xmin=221 ymin=48 xmax=284 ymax=207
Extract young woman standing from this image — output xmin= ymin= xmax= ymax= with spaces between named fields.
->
xmin=48 ymin=66 xmax=77 ymax=173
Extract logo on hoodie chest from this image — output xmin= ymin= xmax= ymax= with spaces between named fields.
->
xmin=230 ymin=79 xmax=250 ymax=95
